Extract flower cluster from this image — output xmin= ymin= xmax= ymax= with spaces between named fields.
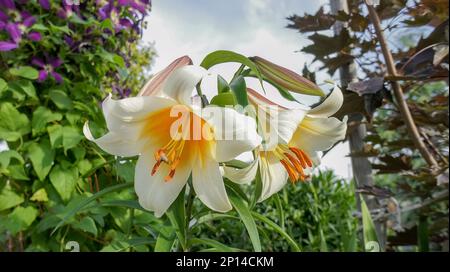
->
xmin=84 ymin=55 xmax=348 ymax=217
xmin=1 ymin=0 xmax=151 ymax=90
xmin=0 ymin=0 xmax=41 ymax=51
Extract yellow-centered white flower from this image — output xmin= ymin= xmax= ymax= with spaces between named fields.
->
xmin=84 ymin=63 xmax=261 ymax=217
xmin=224 ymin=86 xmax=347 ymax=201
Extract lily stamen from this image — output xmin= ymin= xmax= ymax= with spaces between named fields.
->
xmin=275 ymin=144 xmax=312 ymax=183
xmin=151 ymin=138 xmax=186 ymax=181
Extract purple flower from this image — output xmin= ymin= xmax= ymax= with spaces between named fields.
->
xmin=0 ymin=0 xmax=16 ymax=10
xmin=39 ymin=0 xmax=50 ymax=10
xmin=28 ymin=31 xmax=41 ymax=41
xmin=0 ymin=40 xmax=17 ymax=50
xmin=31 ymin=56 xmax=64 ymax=84
xmin=96 ymin=0 xmax=151 ymax=33
xmin=0 ymin=3 xmax=41 ymax=50
xmin=57 ymin=1 xmax=73 ymax=19
xmin=112 ymin=85 xmax=131 ymax=98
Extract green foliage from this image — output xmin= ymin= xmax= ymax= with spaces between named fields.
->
xmin=0 ymin=0 xmax=154 ymax=252
xmin=288 ymin=0 xmax=449 ymax=251
xmin=190 ymin=171 xmax=358 ymax=252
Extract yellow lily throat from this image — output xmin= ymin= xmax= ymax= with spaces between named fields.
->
xmin=273 ymin=144 xmax=312 ymax=183
xmin=151 ymin=139 xmax=185 ymax=182
xmin=143 ymin=107 xmax=214 ymax=183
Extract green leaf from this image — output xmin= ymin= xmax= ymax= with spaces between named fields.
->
xmin=31 ymin=107 xmax=62 ymax=136
xmin=47 ymin=124 xmax=63 ymax=148
xmin=8 ymin=164 xmax=29 ymax=180
xmin=230 ymin=75 xmax=249 ymax=107
xmin=112 ymin=54 xmax=126 ymax=68
xmin=0 ymin=150 xmax=24 ymax=168
xmin=28 ymin=141 xmax=55 ymax=181
xmin=0 ymin=184 xmax=24 ymax=211
xmin=194 ymin=213 xmax=239 ymax=227
xmin=77 ymin=159 xmax=92 ymax=176
xmin=418 ymin=216 xmax=429 ymax=252
xmin=49 ymin=165 xmax=78 ymax=202
xmin=166 ymin=186 xmax=187 ymax=251
xmin=273 ymin=193 xmax=285 ymax=230
xmin=250 ymin=167 xmax=262 ymax=209
xmin=360 ymin=195 xmax=381 ymax=252
xmin=30 ymin=188 xmax=49 ymax=202
xmin=0 ymin=78 xmax=8 ymax=92
xmin=227 ymin=188 xmax=261 ymax=252
xmin=251 ymin=212 xmax=301 ymax=252
xmin=100 ymin=18 xmax=114 ymax=32
xmin=224 ymin=179 xmax=250 ymax=203
xmin=52 ymin=182 xmax=133 ymax=234
xmin=9 ymin=66 xmax=39 ymax=80
xmin=210 ymin=92 xmax=237 ymax=107
xmin=190 ymin=238 xmax=244 ymax=252
xmin=0 ymin=102 xmax=31 ymax=141
xmin=217 ymin=75 xmax=230 ymax=93
xmin=62 ymin=126 xmax=84 ymax=151
xmin=116 ymin=160 xmax=136 ymax=183
xmin=48 ymin=21 xmax=72 ymax=35
xmin=9 ymin=80 xmax=37 ymax=100
xmin=4 ymin=206 xmax=38 ymax=235
xmin=319 ymin=228 xmax=328 ymax=252
xmin=30 ymin=23 xmax=48 ymax=31
xmin=72 ymin=217 xmax=98 ymax=236
xmin=200 ymin=50 xmax=264 ymax=88
xmin=100 ymin=200 xmax=147 ymax=212
xmin=201 ymin=50 xmax=259 ymax=75
xmin=49 ymin=89 xmax=73 ymax=110
xmin=154 ymin=225 xmax=176 ymax=252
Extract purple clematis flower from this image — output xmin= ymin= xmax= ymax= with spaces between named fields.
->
xmin=31 ymin=56 xmax=64 ymax=84
xmin=112 ymin=85 xmax=131 ymax=98
xmin=96 ymin=0 xmax=150 ymax=32
xmin=117 ymin=0 xmax=148 ymax=14
xmin=39 ymin=0 xmax=50 ymax=10
xmin=0 ymin=1 xmax=41 ymax=51
xmin=97 ymin=1 xmax=133 ymax=32
xmin=0 ymin=0 xmax=16 ymax=9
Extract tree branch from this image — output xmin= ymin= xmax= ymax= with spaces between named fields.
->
xmin=365 ymin=1 xmax=439 ymax=169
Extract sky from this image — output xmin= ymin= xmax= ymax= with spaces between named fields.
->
xmin=142 ymin=0 xmax=353 ymax=179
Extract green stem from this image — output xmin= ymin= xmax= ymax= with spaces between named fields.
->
xmin=184 ymin=185 xmax=195 ymax=251
xmin=195 ymin=82 xmax=203 ymax=96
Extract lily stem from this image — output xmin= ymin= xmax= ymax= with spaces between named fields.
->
xmin=184 ymin=185 xmax=195 ymax=251
xmin=365 ymin=1 xmax=439 ymax=169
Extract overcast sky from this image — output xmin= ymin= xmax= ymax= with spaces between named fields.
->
xmin=142 ymin=0 xmax=352 ymax=179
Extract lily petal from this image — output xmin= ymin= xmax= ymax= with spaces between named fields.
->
xmin=162 ymin=65 xmax=208 ymax=105
xmin=138 ymin=56 xmax=192 ymax=97
xmin=247 ymin=88 xmax=307 ymax=150
xmin=259 ymin=152 xmax=288 ymax=202
xmin=135 ymin=150 xmax=191 ymax=217
xmin=276 ymin=108 xmax=308 ymax=146
xmin=290 ymin=116 xmax=347 ymax=152
xmin=101 ymin=94 xmax=175 ymax=139
xmin=307 ymin=86 xmax=343 ymax=118
xmin=223 ymin=157 xmax=259 ymax=185
xmin=202 ymin=106 xmax=262 ymax=162
xmin=83 ymin=123 xmax=146 ymax=157
xmin=192 ymin=154 xmax=232 ymax=212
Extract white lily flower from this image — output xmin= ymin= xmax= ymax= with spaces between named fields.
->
xmin=84 ymin=60 xmax=261 ymax=217
xmin=224 ymin=86 xmax=347 ymax=201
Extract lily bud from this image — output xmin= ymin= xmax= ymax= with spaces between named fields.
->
xmin=138 ymin=55 xmax=193 ymax=96
xmin=250 ymin=56 xmax=325 ymax=97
